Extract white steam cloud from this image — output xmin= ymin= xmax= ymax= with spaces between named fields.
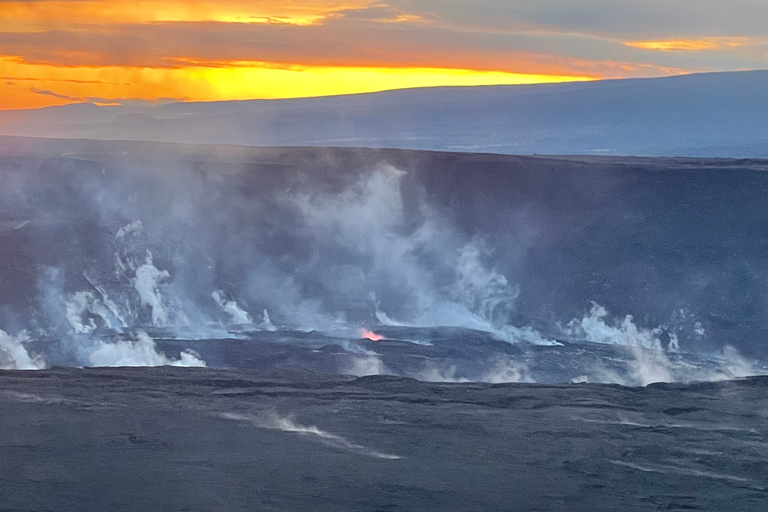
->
xmin=569 ymin=303 xmax=672 ymax=350
xmin=88 ymin=331 xmax=206 ymax=368
xmin=65 ymin=291 xmax=97 ymax=334
xmin=221 ymin=412 xmax=401 ymax=460
xmin=133 ymin=252 xmax=171 ymax=327
xmin=567 ymin=304 xmax=766 ymax=386
xmin=0 ymin=330 xmax=45 ymax=370
xmin=573 ymin=343 xmax=765 ymax=387
xmin=293 ymin=164 xmax=554 ymax=345
xmin=413 ymin=356 xmax=532 ymax=383
xmin=344 ymin=355 xmax=390 ymax=377
xmin=211 ymin=291 xmax=252 ymax=325
xmin=6 ymin=158 xmax=767 ymax=388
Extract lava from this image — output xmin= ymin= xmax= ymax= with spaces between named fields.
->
xmin=360 ymin=328 xmax=384 ymax=341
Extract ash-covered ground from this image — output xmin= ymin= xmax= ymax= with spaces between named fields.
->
xmin=1 ymin=367 xmax=767 ymax=511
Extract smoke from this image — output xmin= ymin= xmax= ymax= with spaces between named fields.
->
xmin=36 ymin=267 xmax=71 ymax=335
xmin=0 ymin=330 xmax=45 ymax=370
xmin=622 ymin=343 xmax=767 ymax=386
xmin=65 ymin=292 xmax=97 ymax=334
xmin=573 ymin=343 xmax=766 ymax=387
xmin=88 ymin=331 xmax=206 ymax=368
xmin=133 ymin=252 xmax=171 ymax=327
xmin=343 ymin=355 xmax=390 ymax=377
xmin=1 ymin=148 xmax=561 ymax=368
xmin=289 ymin=164 xmax=553 ymax=344
xmin=569 ymin=303 xmax=667 ymax=350
xmin=115 ymin=219 xmax=142 ymax=240
xmin=414 ymin=363 xmax=470 ymax=383
xmin=626 ymin=347 xmax=674 ymax=386
xmin=211 ymin=291 xmax=252 ymax=325
xmin=64 ymin=290 xmax=126 ymax=334
xmin=4 ymin=145 xmax=767 ymax=386
xmin=718 ymin=345 xmax=760 ymax=378
xmin=565 ymin=303 xmax=713 ymax=354
xmin=259 ymin=310 xmax=277 ymax=331
xmin=560 ymin=303 xmax=766 ymax=386
xmin=413 ymin=356 xmax=532 ymax=383
xmin=454 ymin=243 xmax=519 ymax=325
xmin=221 ymin=411 xmax=401 ymax=460
xmin=478 ymin=356 xmax=533 ymax=384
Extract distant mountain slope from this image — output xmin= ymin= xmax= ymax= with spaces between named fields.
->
xmin=0 ymin=70 xmax=767 ymax=156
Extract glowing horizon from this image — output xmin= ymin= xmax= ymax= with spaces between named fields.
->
xmin=0 ymin=53 xmax=598 ymax=110
xmin=1 ymin=0 xmax=764 ymax=110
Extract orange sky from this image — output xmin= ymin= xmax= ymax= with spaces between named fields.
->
xmin=0 ymin=0 xmax=765 ymax=110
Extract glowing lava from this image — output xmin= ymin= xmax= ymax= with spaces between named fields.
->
xmin=360 ymin=328 xmax=384 ymax=341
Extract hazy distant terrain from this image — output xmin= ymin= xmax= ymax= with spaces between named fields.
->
xmin=1 ymin=70 xmax=767 ymax=157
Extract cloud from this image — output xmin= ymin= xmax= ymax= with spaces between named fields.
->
xmin=0 ymin=0 xmax=765 ymax=78
xmin=0 ymin=0 xmax=363 ymax=27
xmin=29 ymin=86 xmax=79 ymax=99
xmin=2 ymin=0 xmax=768 ymax=108
xmin=625 ymin=37 xmax=767 ymax=52
xmin=84 ymin=96 xmax=185 ymax=106
xmin=396 ymin=0 xmax=768 ymax=39
xmin=1 ymin=75 xmax=128 ymax=84
xmin=0 ymin=19 xmax=713 ymax=77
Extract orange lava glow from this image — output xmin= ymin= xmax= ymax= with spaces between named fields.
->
xmin=360 ymin=328 xmax=384 ymax=342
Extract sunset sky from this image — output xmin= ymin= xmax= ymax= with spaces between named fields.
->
xmin=1 ymin=0 xmax=767 ymax=109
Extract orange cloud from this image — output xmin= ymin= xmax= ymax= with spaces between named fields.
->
xmin=0 ymin=0 xmax=721 ymax=110
xmin=625 ymin=37 xmax=763 ymax=52
xmin=0 ymin=0 xmax=367 ymax=30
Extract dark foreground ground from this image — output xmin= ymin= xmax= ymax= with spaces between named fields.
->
xmin=1 ymin=368 xmax=766 ymax=511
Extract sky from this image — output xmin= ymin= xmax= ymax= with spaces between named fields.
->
xmin=1 ymin=0 xmax=767 ymax=109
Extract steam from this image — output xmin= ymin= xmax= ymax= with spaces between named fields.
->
xmin=212 ymin=291 xmax=252 ymax=325
xmin=414 ymin=362 xmax=470 ymax=383
xmin=3 ymin=147 xmax=767 ymax=387
xmin=259 ymin=310 xmax=277 ymax=331
xmin=569 ymin=303 xmax=669 ymax=350
xmin=478 ymin=356 xmax=533 ymax=383
xmin=0 ymin=330 xmax=45 ymax=370
xmin=565 ymin=303 xmax=713 ymax=354
xmin=88 ymin=331 xmax=206 ymax=368
xmin=413 ymin=356 xmax=532 ymax=383
xmin=65 ymin=292 xmax=97 ymax=334
xmin=221 ymin=412 xmax=401 ymax=460
xmin=562 ymin=303 xmax=764 ymax=385
xmin=65 ymin=291 xmax=125 ymax=333
xmin=573 ymin=343 xmax=766 ymax=387
xmin=626 ymin=347 xmax=674 ymax=386
xmin=115 ymin=219 xmax=143 ymax=240
xmin=344 ymin=355 xmax=390 ymax=377
xmin=133 ymin=252 xmax=171 ymax=327
xmin=718 ymin=345 xmax=761 ymax=378
xmin=291 ymin=164 xmax=553 ymax=344
xmin=454 ymin=243 xmax=519 ymax=325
